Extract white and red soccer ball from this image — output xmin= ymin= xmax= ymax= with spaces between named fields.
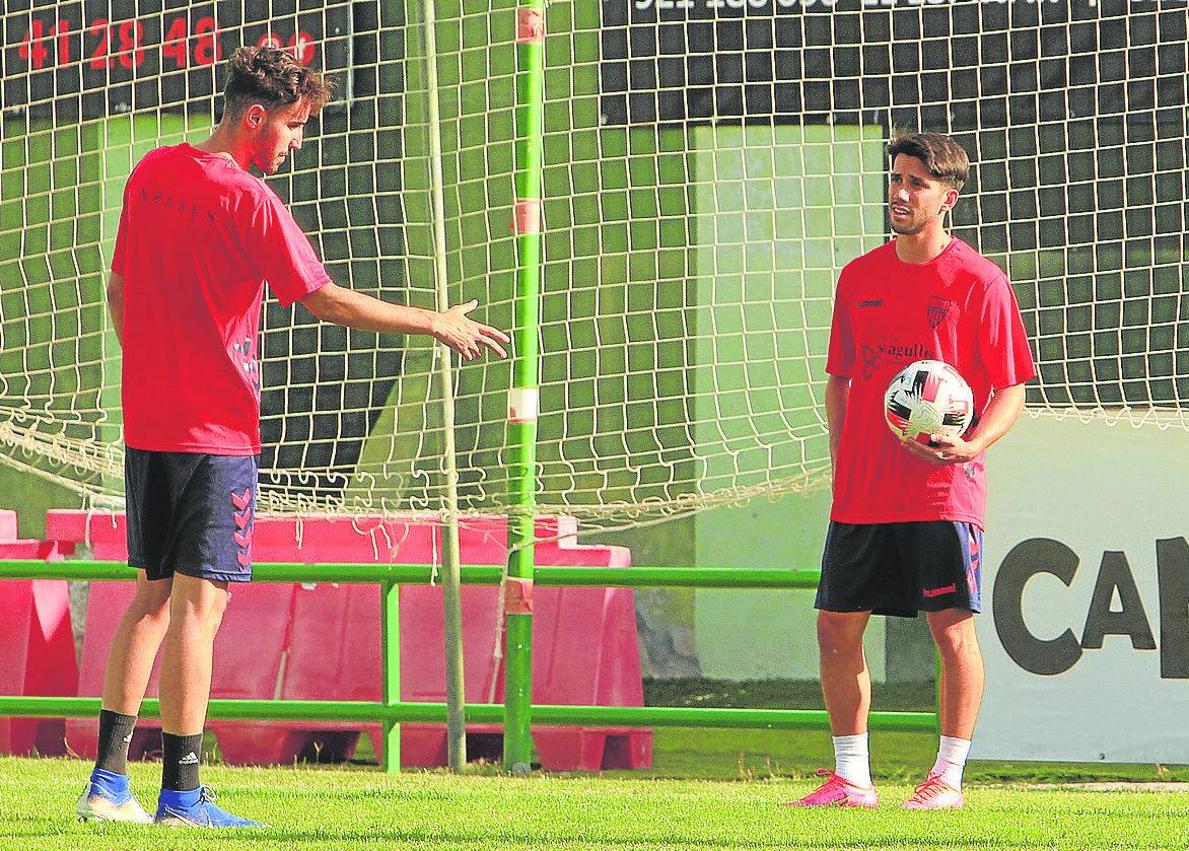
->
xmin=883 ymin=359 xmax=974 ymax=445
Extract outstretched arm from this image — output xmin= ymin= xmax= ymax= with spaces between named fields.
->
xmin=301 ymin=282 xmax=509 ymax=360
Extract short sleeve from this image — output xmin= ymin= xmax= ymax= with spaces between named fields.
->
xmin=825 ymin=267 xmax=854 ymax=378
xmin=243 ymin=187 xmax=331 ymax=307
xmin=977 ymin=276 xmax=1036 ymax=389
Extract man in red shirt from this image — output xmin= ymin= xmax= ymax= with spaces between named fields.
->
xmin=789 ymin=133 xmax=1034 ymax=810
xmin=76 ymin=47 xmax=508 ymax=828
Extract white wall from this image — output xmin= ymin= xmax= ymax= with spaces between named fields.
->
xmin=978 ymin=414 xmax=1189 ymax=762
xmin=693 ymin=487 xmax=888 ymax=682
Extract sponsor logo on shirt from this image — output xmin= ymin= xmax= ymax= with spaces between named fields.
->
xmin=858 ymin=299 xmax=882 ymax=308
xmin=861 ymin=341 xmax=935 ymax=380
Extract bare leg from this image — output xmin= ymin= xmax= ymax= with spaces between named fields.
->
xmin=926 ymin=608 xmax=984 ymax=739
xmin=102 ymin=572 xmax=173 ymax=715
xmin=158 ymin=573 xmax=230 ymax=735
xmin=816 ymin=610 xmax=872 ymax=735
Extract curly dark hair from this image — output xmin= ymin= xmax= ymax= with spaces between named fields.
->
xmin=888 ymin=132 xmax=969 ymax=191
xmin=222 ymin=46 xmax=334 ymax=116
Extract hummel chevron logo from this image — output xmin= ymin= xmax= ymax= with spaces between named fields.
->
xmin=230 ymin=487 xmax=253 ymax=569
xmin=231 ymin=488 xmax=253 ymax=530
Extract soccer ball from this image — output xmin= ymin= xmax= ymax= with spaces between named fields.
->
xmin=883 ymin=359 xmax=974 ymax=445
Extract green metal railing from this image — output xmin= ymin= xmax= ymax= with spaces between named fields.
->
xmin=0 ymin=561 xmax=937 ymax=773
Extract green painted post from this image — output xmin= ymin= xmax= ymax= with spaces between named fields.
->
xmin=380 ymin=580 xmax=401 ymax=773
xmin=504 ymin=0 xmax=547 ymax=773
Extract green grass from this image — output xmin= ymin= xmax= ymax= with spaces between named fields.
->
xmin=7 ymin=678 xmax=1186 ymax=847
xmin=5 ymin=756 xmax=1189 ymax=850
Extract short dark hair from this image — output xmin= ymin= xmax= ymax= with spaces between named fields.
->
xmin=888 ymin=132 xmax=969 ymax=191
xmin=222 ymin=46 xmax=334 ymax=117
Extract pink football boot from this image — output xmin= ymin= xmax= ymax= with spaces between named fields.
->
xmin=785 ymin=769 xmax=878 ymax=808
xmin=902 ymin=773 xmax=965 ymax=809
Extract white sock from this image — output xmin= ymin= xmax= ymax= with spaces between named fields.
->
xmin=832 ymin=733 xmax=872 ymax=788
xmin=930 ymin=735 xmax=972 ymax=789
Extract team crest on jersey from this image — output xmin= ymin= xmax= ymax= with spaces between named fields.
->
xmin=927 ymin=296 xmax=953 ymax=329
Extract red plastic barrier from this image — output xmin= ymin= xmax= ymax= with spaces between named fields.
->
xmin=47 ymin=510 xmax=651 ymax=770
xmin=47 ymin=514 xmax=155 ymax=758
xmin=247 ymin=516 xmax=651 ymax=770
xmin=65 ymin=583 xmax=298 ymax=761
xmin=64 ymin=582 xmax=159 ymax=760
xmin=52 ymin=513 xmax=297 ymax=760
xmin=0 ymin=511 xmax=76 ymax=756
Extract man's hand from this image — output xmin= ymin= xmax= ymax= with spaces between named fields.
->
xmin=302 ymin=284 xmax=510 ymax=358
xmin=898 ymin=432 xmax=983 ymax=465
xmin=432 ymin=299 xmax=510 ymax=360
xmin=897 ymin=384 xmax=1027 ymax=466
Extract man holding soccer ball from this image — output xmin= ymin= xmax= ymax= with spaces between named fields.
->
xmin=791 ymin=133 xmax=1035 ymax=809
xmin=75 ymin=47 xmax=509 ymax=828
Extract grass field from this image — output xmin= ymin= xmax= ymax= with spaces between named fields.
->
xmin=4 ymin=755 xmax=1189 ymax=851
xmin=4 ymin=681 xmax=1187 ymax=848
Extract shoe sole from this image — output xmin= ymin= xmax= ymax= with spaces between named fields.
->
xmin=77 ymin=797 xmax=153 ymax=824
xmin=155 ymin=813 xmax=265 ymax=828
xmin=155 ymin=815 xmax=202 ymax=828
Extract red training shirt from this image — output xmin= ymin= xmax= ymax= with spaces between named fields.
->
xmin=826 ymin=237 xmax=1036 ymax=527
xmin=112 ymin=143 xmax=330 ymax=454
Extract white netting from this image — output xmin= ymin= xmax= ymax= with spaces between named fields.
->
xmin=1 ymin=1 xmax=1187 ymax=529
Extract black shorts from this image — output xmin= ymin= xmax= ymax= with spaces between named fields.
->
xmin=816 ymin=521 xmax=982 ymax=618
xmin=125 ymin=447 xmax=257 ymax=583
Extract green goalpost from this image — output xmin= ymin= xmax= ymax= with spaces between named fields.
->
xmin=504 ymin=0 xmax=546 ymax=771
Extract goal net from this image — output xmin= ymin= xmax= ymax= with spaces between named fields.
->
xmin=1 ymin=1 xmax=1186 ymax=529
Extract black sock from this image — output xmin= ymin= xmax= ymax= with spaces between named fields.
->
xmin=161 ymin=732 xmax=204 ymax=792
xmin=94 ymin=709 xmax=137 ymax=775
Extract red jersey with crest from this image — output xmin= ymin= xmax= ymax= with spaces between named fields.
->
xmin=825 ymin=237 xmax=1035 ymax=527
xmin=112 ymin=143 xmax=330 ymax=454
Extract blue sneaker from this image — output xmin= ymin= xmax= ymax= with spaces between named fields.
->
xmin=76 ymin=768 xmax=153 ymax=823
xmin=154 ymin=786 xmax=265 ymax=828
